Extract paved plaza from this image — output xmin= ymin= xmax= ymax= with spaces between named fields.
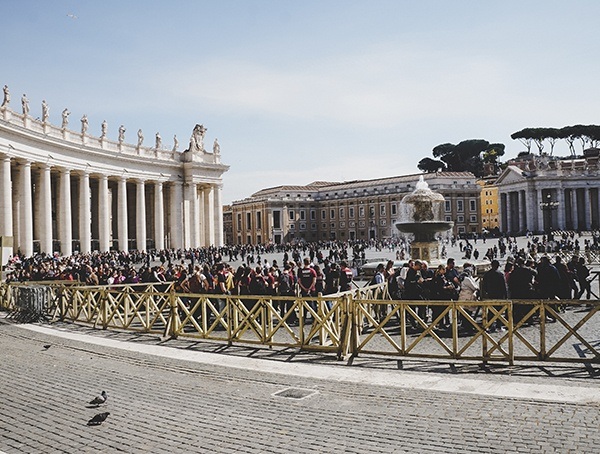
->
xmin=1 ymin=317 xmax=599 ymax=454
xmin=1 ymin=234 xmax=600 ymax=453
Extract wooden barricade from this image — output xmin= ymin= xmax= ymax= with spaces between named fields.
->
xmin=1 ymin=280 xmax=599 ymax=365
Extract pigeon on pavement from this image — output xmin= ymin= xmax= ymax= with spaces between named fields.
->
xmin=89 ymin=391 xmax=108 ymax=406
xmin=43 ymin=344 xmax=51 ymax=350
xmin=87 ymin=412 xmax=110 ymax=426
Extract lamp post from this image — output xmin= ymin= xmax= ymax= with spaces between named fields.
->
xmin=539 ymin=192 xmax=559 ymax=236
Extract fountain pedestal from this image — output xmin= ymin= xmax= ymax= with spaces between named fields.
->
xmin=396 ymin=177 xmax=453 ymax=263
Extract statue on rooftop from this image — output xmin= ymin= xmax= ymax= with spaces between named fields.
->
xmin=172 ymin=135 xmax=179 ymax=152
xmin=21 ymin=94 xmax=29 ymax=116
xmin=41 ymin=100 xmax=49 ymax=123
xmin=137 ymin=129 xmax=144 ymax=147
xmin=101 ymin=120 xmax=107 ymax=138
xmin=1 ymin=85 xmax=9 ymax=107
xmin=213 ymin=138 xmax=220 ymax=155
xmin=155 ymin=132 xmax=162 ymax=150
xmin=189 ymin=124 xmax=207 ymax=152
xmin=81 ymin=114 xmax=89 ymax=135
xmin=118 ymin=125 xmax=126 ymax=144
xmin=61 ymin=108 xmax=70 ymax=129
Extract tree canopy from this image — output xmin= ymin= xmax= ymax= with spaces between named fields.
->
xmin=511 ymin=125 xmax=600 ymax=156
xmin=417 ymin=139 xmax=504 ymax=177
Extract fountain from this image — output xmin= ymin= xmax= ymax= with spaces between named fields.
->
xmin=396 ymin=176 xmax=453 ymax=263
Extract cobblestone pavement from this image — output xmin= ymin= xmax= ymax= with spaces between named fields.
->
xmin=1 ymin=320 xmax=600 ymax=454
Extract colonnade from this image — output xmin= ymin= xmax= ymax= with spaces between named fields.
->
xmin=500 ymin=186 xmax=600 ymax=234
xmin=0 ymin=154 xmax=223 ymax=257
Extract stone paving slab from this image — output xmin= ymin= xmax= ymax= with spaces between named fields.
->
xmin=1 ymin=320 xmax=600 ymax=453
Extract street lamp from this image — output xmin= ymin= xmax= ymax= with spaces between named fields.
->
xmin=539 ymin=192 xmax=559 ymax=235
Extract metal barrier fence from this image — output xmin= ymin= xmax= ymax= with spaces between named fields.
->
xmin=1 ymin=282 xmax=599 ymax=364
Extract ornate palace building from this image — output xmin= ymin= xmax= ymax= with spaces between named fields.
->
xmin=231 ymin=172 xmax=481 ymax=244
xmin=496 ymin=151 xmax=600 ymax=234
xmin=0 ymin=87 xmax=228 ymax=258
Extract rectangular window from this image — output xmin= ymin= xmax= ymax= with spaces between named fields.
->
xmin=256 ymin=212 xmax=262 ymax=229
xmin=380 ymin=205 xmax=386 ymax=216
xmin=470 ymin=215 xmax=477 ymax=223
xmin=289 ymin=210 xmax=294 ymax=220
xmin=445 ymin=200 xmax=451 ymax=212
xmin=359 ymin=206 xmax=365 ymax=217
xmin=310 ymin=209 xmax=316 ymax=221
xmin=469 ymin=200 xmax=476 ymax=211
xmin=457 ymin=200 xmax=464 ymax=212
xmin=391 ymin=204 xmax=397 ymax=215
xmin=330 ymin=209 xmax=335 ymax=219
xmin=369 ymin=206 xmax=375 ymax=217
xmin=246 ymin=212 xmax=252 ymax=229
xmin=349 ymin=207 xmax=355 ymax=218
xmin=273 ymin=211 xmax=281 ymax=229
xmin=457 ymin=215 xmax=464 ymax=223
xmin=237 ymin=214 xmax=242 ymax=230
xmin=339 ymin=208 xmax=345 ymax=219
xmin=300 ymin=210 xmax=306 ymax=221
xmin=321 ymin=210 xmax=326 ymax=220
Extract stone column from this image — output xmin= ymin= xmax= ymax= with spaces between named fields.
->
xmin=20 ymin=161 xmax=33 ymax=257
xmin=136 ymin=180 xmax=147 ymax=251
xmin=192 ymin=184 xmax=203 ymax=247
xmin=198 ymin=187 xmax=206 ymax=246
xmin=519 ymin=190 xmax=526 ymax=232
xmin=0 ymin=155 xmax=13 ymax=237
xmin=58 ymin=169 xmax=72 ymax=256
xmin=204 ymin=185 xmax=215 ymax=246
xmin=584 ymin=188 xmax=592 ymax=231
xmin=169 ymin=182 xmax=183 ymax=249
xmin=536 ymin=189 xmax=544 ymax=232
xmin=79 ymin=172 xmax=91 ymax=254
xmin=118 ymin=177 xmax=128 ymax=251
xmin=571 ymin=189 xmax=578 ymax=230
xmin=214 ymin=184 xmax=223 ymax=247
xmin=505 ymin=191 xmax=512 ymax=234
xmin=154 ymin=182 xmax=165 ymax=250
xmin=98 ymin=175 xmax=110 ymax=252
xmin=39 ymin=164 xmax=53 ymax=254
xmin=556 ymin=186 xmax=566 ymax=230
xmin=182 ymin=182 xmax=193 ymax=248
xmin=526 ymin=189 xmax=536 ymax=233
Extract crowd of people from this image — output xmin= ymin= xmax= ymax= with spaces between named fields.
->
xmin=3 ymin=234 xmax=597 ymax=314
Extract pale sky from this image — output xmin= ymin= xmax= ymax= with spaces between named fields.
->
xmin=2 ymin=1 xmax=599 ymax=204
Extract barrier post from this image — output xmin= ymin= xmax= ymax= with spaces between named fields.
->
xmin=539 ymin=300 xmax=546 ymax=360
xmin=451 ymin=301 xmax=458 ymax=359
xmin=482 ymin=301 xmax=488 ymax=364
xmin=508 ymin=301 xmax=514 ymax=366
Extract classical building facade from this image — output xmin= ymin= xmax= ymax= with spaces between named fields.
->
xmin=477 ymin=176 xmax=500 ymax=231
xmin=231 ymin=172 xmax=481 ymax=244
xmin=496 ymin=152 xmax=600 ymax=234
xmin=0 ymin=89 xmax=228 ymax=258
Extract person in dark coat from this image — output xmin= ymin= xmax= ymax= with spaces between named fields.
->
xmin=481 ymin=259 xmax=508 ymax=332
